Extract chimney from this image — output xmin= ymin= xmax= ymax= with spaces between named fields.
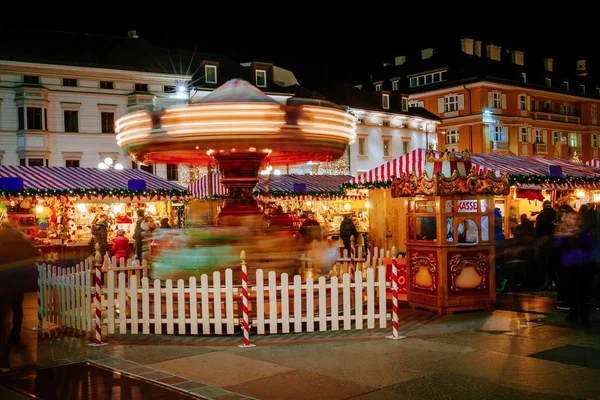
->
xmin=577 ymin=59 xmax=587 ymax=76
xmin=460 ymin=38 xmax=474 ymax=55
xmin=474 ymin=41 xmax=482 ymax=57
xmin=421 ymin=48 xmax=434 ymax=60
xmin=544 ymin=58 xmax=554 ymax=72
xmin=394 ymin=56 xmax=406 ymax=66
xmin=512 ymin=50 xmax=524 ymax=66
xmin=128 ymin=30 xmax=139 ymax=39
xmin=486 ymin=43 xmax=502 ymax=61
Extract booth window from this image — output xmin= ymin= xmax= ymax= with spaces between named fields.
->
xmin=457 ymin=219 xmax=479 ymax=244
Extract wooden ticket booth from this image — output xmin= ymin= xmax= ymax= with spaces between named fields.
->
xmin=391 ymin=150 xmax=510 ymax=314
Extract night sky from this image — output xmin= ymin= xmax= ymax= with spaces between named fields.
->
xmin=4 ymin=14 xmax=596 ymax=89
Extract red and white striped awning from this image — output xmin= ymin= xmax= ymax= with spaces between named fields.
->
xmin=188 ymin=173 xmax=359 ymax=199
xmin=0 ymin=165 xmax=186 ymax=193
xmin=188 ymin=173 xmax=227 ymax=198
xmin=585 ymin=159 xmax=600 ymax=168
xmin=348 ymin=149 xmax=427 ymax=186
xmin=347 ymin=149 xmax=600 ymax=190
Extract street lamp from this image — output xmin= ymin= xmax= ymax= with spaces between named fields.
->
xmin=98 ymin=157 xmax=123 ymax=170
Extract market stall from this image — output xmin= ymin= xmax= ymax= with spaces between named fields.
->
xmin=343 ymin=148 xmax=600 ymax=246
xmin=391 ymin=151 xmax=510 ymax=314
xmin=0 ymin=165 xmax=189 ymax=266
xmin=188 ymin=173 xmax=368 ymax=236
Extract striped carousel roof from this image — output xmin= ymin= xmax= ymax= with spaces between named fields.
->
xmin=585 ymin=159 xmax=600 ymax=168
xmin=188 ymin=173 xmax=357 ymax=199
xmin=0 ymin=165 xmax=187 ymax=193
xmin=346 ymin=149 xmax=600 ymax=190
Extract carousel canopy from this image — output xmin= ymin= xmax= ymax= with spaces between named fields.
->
xmin=189 ymin=173 xmax=360 ymax=199
xmin=586 ymin=159 xmax=600 ymax=168
xmin=344 ymin=149 xmax=600 ymax=191
xmin=0 ymin=165 xmax=188 ymax=197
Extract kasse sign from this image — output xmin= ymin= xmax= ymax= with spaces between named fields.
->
xmin=457 ymin=200 xmax=478 ymax=213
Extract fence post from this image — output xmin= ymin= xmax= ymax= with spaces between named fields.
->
xmin=89 ymin=243 xmax=107 ymax=346
xmin=386 ymin=260 xmax=405 ymax=340
xmin=238 ymin=251 xmax=256 ymax=348
xmin=32 ymin=264 xmax=44 ymax=334
xmin=349 ymin=235 xmax=355 ymax=283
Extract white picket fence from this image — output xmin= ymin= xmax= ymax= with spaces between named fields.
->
xmin=37 ymin=249 xmax=394 ymax=338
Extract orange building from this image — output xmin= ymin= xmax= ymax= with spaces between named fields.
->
xmin=371 ymin=37 xmax=600 ymax=161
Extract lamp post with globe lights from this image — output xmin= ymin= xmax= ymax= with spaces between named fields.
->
xmin=98 ymin=157 xmax=123 ymax=170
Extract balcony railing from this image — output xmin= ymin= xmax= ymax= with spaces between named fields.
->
xmin=532 ymin=111 xmax=581 ymax=124
xmin=534 ymin=143 xmax=547 ymax=154
xmin=491 ymin=141 xmax=509 ymax=152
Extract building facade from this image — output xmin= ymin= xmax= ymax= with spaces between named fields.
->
xmin=367 ymin=37 xmax=600 ymax=161
xmin=307 ymin=84 xmax=440 ymax=177
xmin=0 ymin=28 xmax=306 ymax=184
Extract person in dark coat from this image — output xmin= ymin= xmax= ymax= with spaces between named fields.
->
xmin=495 ymin=208 xmax=508 ymax=293
xmin=91 ymin=213 xmax=109 ymax=259
xmin=339 ymin=215 xmax=358 ymax=252
xmin=535 ymin=200 xmax=558 ymax=290
xmin=134 ymin=209 xmax=145 ymax=262
xmin=0 ymin=220 xmax=39 ymax=372
xmin=554 ymin=211 xmax=596 ymax=327
xmin=298 ymin=213 xmax=322 ymax=247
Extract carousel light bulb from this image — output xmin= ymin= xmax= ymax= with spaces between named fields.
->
xmin=35 ymin=204 xmax=44 ymax=214
xmin=306 ymin=201 xmax=312 ymax=207
xmin=98 ymin=162 xmax=109 ymax=169
xmin=104 ymin=157 xmax=114 ymax=166
xmin=114 ymin=163 xmax=124 ymax=170
xmin=260 ymin=169 xmax=270 ymax=175
xmin=273 ymin=169 xmax=281 ymax=176
xmin=594 ymin=193 xmax=600 ymax=203
xmin=576 ymin=189 xmax=585 ymax=199
xmin=365 ymin=201 xmax=371 ymax=209
xmin=176 ymin=83 xmax=187 ymax=93
xmin=344 ymin=203 xmax=351 ymax=211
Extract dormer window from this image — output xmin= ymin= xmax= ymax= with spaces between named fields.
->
xmin=255 ymin=70 xmax=267 ymax=88
xmin=382 ymin=94 xmax=390 ymax=110
xmin=23 ymin=75 xmax=40 ymax=85
xmin=63 ymin=78 xmax=77 ymax=87
xmin=521 ymin=73 xmax=526 ymax=83
xmin=205 ymin=65 xmax=218 ymax=84
xmin=564 ymin=81 xmax=569 ymax=91
xmin=402 ymin=97 xmax=408 ymax=111
xmin=546 ymin=78 xmax=552 ymax=88
xmin=392 ymin=80 xmax=399 ymax=91
xmin=580 ymin=84 xmax=586 ymax=94
xmin=375 ymin=84 xmax=382 ymax=92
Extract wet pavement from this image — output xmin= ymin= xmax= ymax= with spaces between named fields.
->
xmin=1 ymin=291 xmax=599 ymax=399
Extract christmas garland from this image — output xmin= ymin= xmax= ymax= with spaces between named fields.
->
xmin=342 ymin=175 xmax=600 ymax=190
xmin=0 ymin=187 xmax=190 ymax=198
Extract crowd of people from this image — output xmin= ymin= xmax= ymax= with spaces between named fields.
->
xmin=497 ymin=200 xmax=600 ymax=327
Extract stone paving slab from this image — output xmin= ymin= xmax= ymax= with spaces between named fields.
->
xmin=148 ymin=351 xmax=294 ymax=388
xmin=224 ymin=370 xmax=378 ymax=400
xmin=416 ymin=349 xmax=600 ymax=399
xmin=529 ymin=344 xmax=600 ymax=369
xmin=351 ymin=371 xmax=584 ymax=400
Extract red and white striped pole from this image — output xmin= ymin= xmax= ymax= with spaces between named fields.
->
xmin=238 ymin=251 xmax=256 ymax=348
xmin=33 ymin=264 xmax=43 ymax=334
xmin=349 ymin=235 xmax=356 ymax=283
xmin=89 ymin=247 xmax=107 ymax=346
xmin=386 ymin=259 xmax=405 ymax=340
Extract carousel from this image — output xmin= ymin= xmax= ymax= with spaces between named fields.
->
xmin=116 ymin=79 xmax=356 ymax=279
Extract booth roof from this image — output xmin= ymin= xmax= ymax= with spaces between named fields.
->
xmin=0 ymin=165 xmax=188 ymax=195
xmin=345 ymin=149 xmax=600 ymax=190
xmin=189 ymin=174 xmax=355 ymax=198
